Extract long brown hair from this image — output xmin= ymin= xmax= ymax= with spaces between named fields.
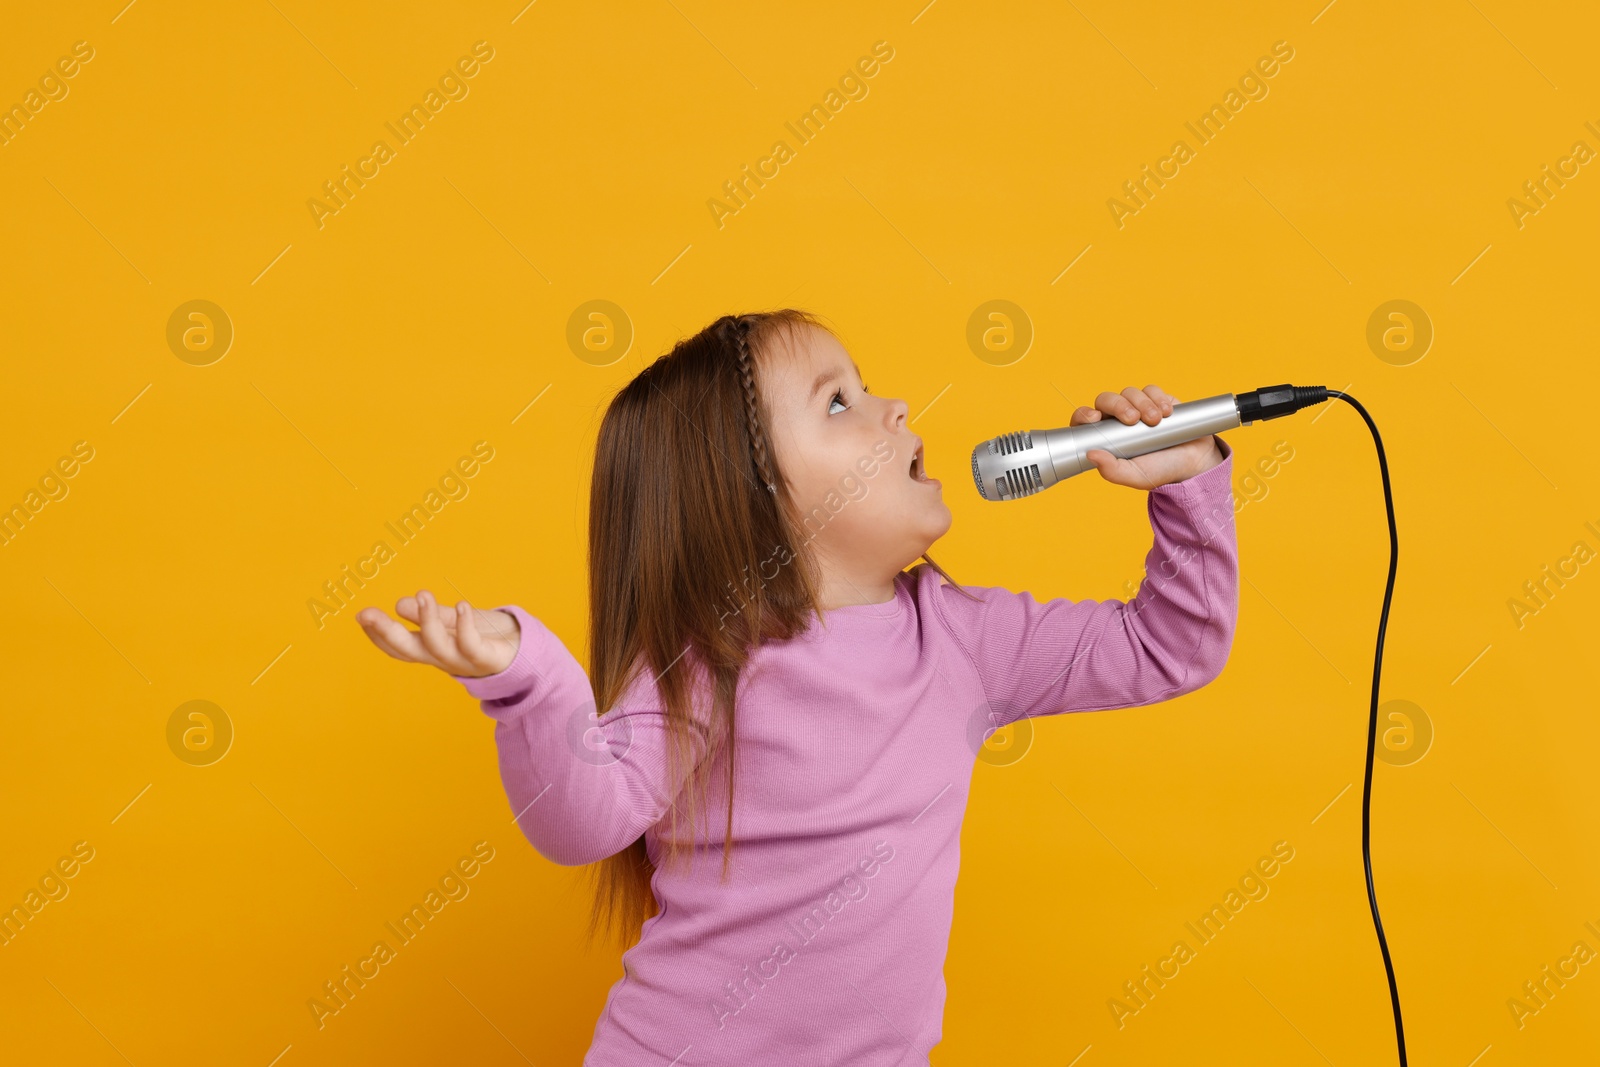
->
xmin=582 ymin=308 xmax=972 ymax=948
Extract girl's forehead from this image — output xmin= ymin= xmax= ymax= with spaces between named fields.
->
xmin=782 ymin=327 xmax=858 ymax=380
xmin=776 ymin=322 xmax=841 ymax=367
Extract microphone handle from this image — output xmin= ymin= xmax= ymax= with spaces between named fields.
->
xmin=1038 ymin=392 xmax=1241 ymax=482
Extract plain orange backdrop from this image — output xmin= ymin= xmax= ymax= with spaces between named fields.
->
xmin=2 ymin=1 xmax=1596 ymax=1064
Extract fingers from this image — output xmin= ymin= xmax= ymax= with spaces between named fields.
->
xmin=1085 ymin=448 xmax=1159 ymax=490
xmin=1143 ymin=384 xmax=1178 ymax=411
xmin=357 ymin=591 xmax=479 ymax=673
xmin=1085 ymin=386 xmax=1176 ymax=427
xmin=1071 ymin=385 xmax=1177 ymax=446
xmin=1121 ymin=386 xmax=1164 ymax=425
xmin=1079 ymin=385 xmax=1183 ymax=489
xmin=1092 ymin=389 xmax=1151 ymax=426
xmin=452 ymin=601 xmax=497 ymax=673
xmin=395 ymin=593 xmax=452 ymax=628
xmin=356 ymin=607 xmax=444 ymax=668
xmin=415 ymin=590 xmax=475 ymax=674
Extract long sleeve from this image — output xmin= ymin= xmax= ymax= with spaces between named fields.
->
xmin=932 ymin=434 xmax=1239 ymax=729
xmin=450 ymin=605 xmax=714 ymax=866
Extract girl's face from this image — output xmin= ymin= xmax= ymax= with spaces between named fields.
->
xmin=763 ymin=325 xmax=953 ymax=593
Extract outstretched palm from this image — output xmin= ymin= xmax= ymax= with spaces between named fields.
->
xmin=356 ymin=590 xmax=521 ymax=678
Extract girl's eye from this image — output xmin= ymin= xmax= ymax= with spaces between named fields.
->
xmin=828 ymin=389 xmax=848 ymax=415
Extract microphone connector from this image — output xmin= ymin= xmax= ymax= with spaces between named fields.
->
xmin=1235 ymin=385 xmax=1329 ymax=425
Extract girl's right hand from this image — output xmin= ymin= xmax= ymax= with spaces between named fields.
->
xmin=356 ymin=590 xmax=521 ymax=678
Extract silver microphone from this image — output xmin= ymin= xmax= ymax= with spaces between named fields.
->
xmin=970 ymin=385 xmax=1329 ymax=501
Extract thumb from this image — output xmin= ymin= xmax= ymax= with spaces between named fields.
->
xmin=1086 ymin=448 xmax=1131 ymax=486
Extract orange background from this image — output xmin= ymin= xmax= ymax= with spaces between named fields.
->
xmin=2 ymin=1 xmax=1596 ymax=1063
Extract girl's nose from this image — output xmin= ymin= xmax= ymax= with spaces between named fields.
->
xmin=887 ymin=396 xmax=909 ymax=428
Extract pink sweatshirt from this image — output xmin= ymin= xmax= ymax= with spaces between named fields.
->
xmin=454 ymin=436 xmax=1239 ymax=1064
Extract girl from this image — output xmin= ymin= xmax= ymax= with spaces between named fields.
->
xmin=356 ymin=309 xmax=1238 ymax=1064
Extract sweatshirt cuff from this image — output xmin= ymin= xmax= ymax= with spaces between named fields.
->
xmin=449 ymin=604 xmax=551 ymax=704
xmin=1147 ymin=434 xmax=1235 ymax=538
xmin=1149 ymin=433 xmax=1233 ymax=503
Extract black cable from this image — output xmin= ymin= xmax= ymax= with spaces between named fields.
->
xmin=1327 ymin=389 xmax=1406 ymax=1066
xmin=1228 ymin=383 xmax=1408 ymax=1062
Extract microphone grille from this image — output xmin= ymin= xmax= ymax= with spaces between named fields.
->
xmin=996 ymin=430 xmax=1033 ymax=455
xmin=973 ymin=432 xmax=1045 ymax=502
xmin=1002 ymin=462 xmax=1043 ymax=500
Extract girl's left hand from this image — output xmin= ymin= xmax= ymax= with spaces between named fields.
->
xmin=356 ymin=591 xmax=522 ymax=677
xmin=1071 ymin=385 xmax=1224 ymax=490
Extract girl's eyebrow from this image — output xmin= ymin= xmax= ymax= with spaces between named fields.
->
xmin=808 ymin=360 xmax=864 ymax=401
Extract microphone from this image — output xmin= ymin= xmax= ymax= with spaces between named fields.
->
xmin=970 ymin=384 xmax=1331 ymax=501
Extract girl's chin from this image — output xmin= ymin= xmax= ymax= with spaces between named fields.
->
xmin=919 ymin=503 xmax=954 ymax=540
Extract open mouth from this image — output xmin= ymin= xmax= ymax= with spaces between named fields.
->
xmin=909 ymin=444 xmax=935 ymax=484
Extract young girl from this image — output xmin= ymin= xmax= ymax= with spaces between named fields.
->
xmin=356 ymin=309 xmax=1238 ymax=1064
